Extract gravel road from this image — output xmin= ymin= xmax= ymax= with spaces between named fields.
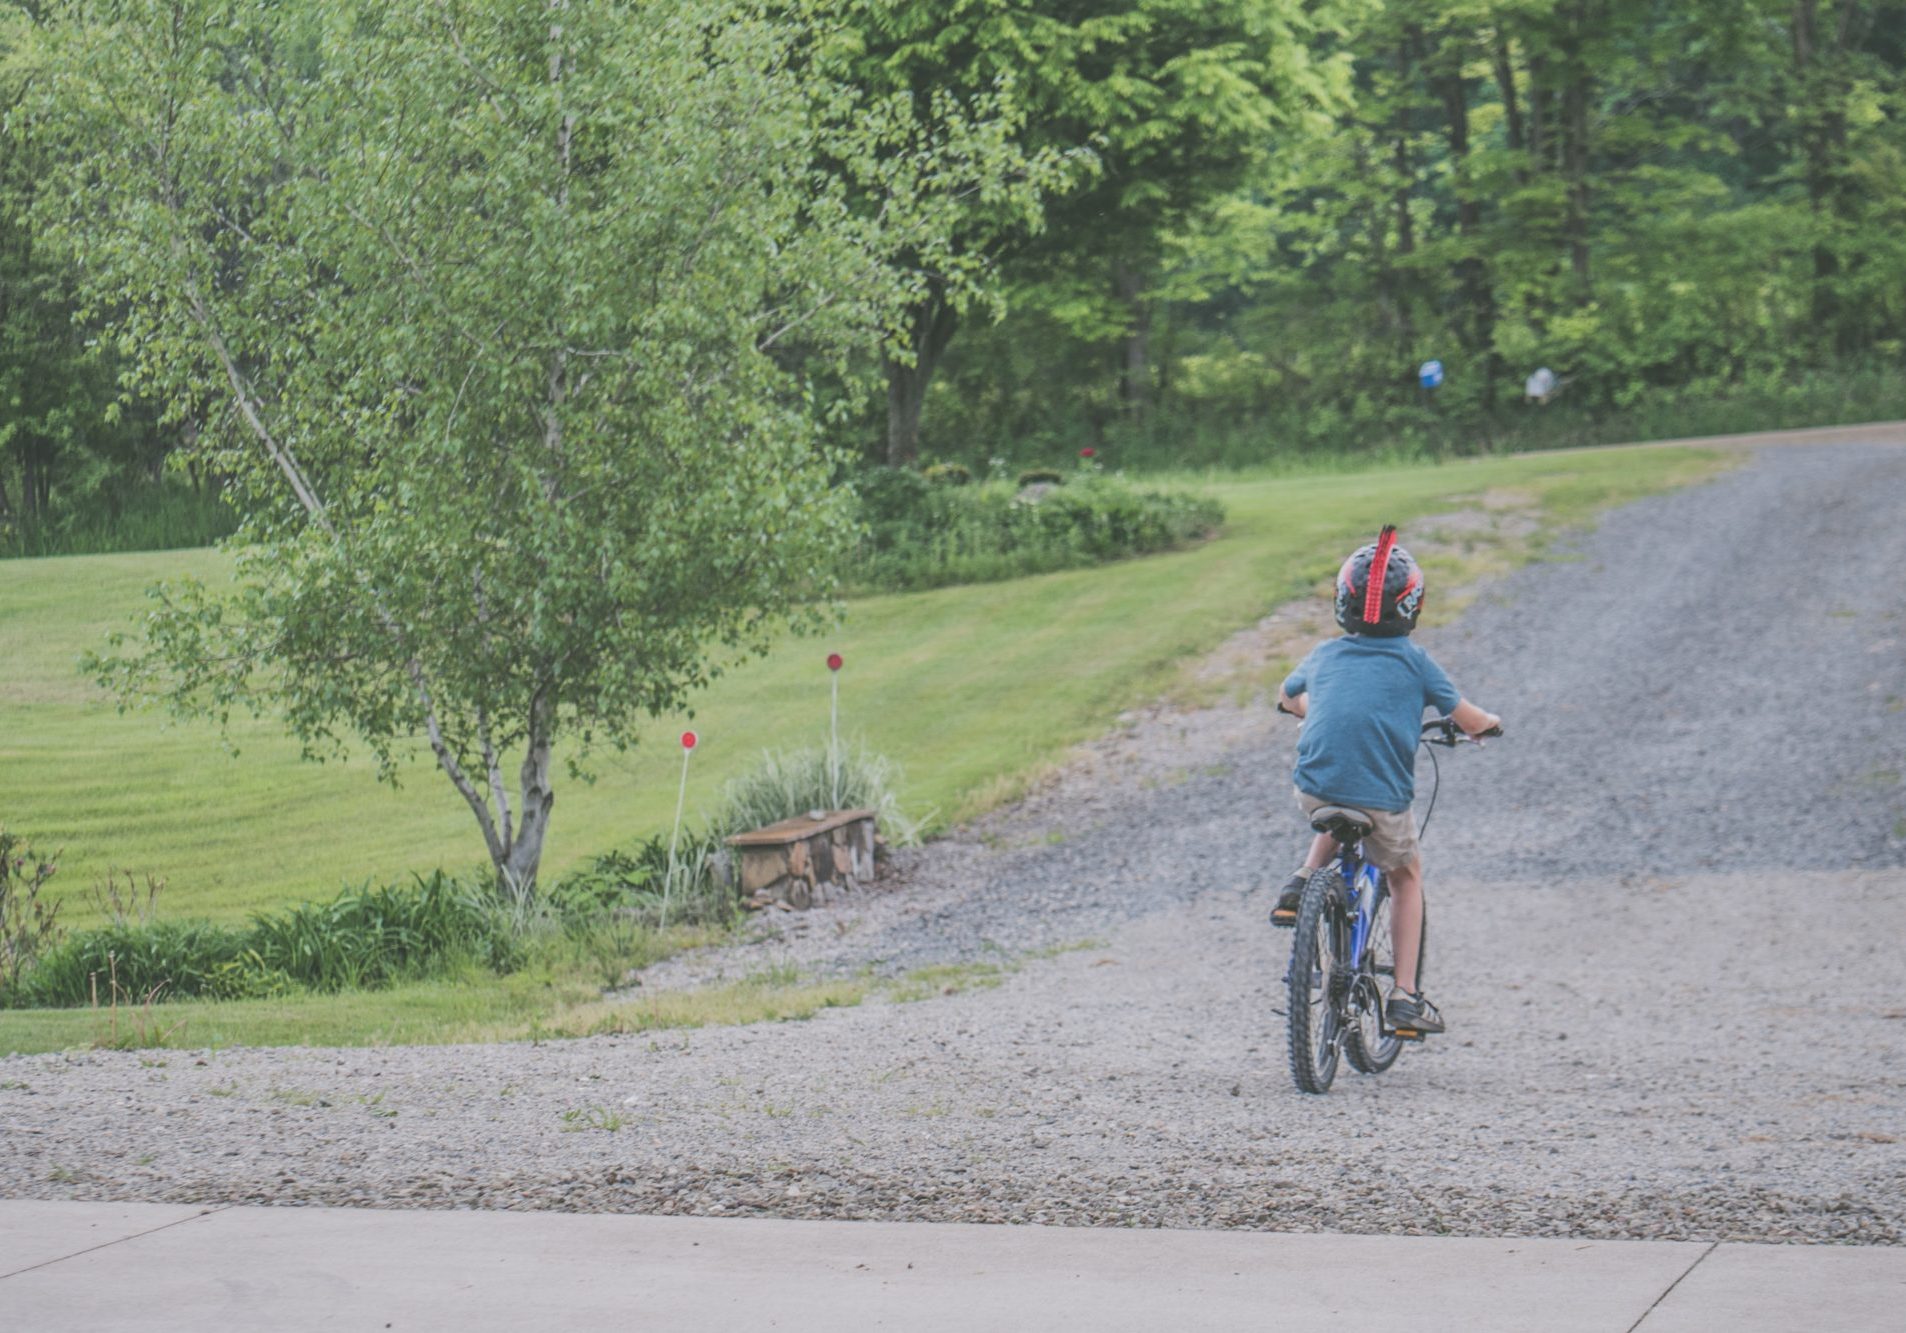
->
xmin=4 ymin=440 xmax=1903 ymax=1243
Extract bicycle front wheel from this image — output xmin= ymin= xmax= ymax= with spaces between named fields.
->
xmin=1286 ymin=867 xmax=1345 ymax=1094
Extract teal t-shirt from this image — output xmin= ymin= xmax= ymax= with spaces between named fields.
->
xmin=1282 ymin=635 xmax=1462 ymax=813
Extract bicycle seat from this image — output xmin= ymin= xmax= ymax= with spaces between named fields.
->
xmin=1308 ymin=804 xmax=1375 ymax=840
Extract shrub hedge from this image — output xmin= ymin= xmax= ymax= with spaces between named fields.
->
xmin=849 ymin=467 xmax=1223 ymax=593
xmin=5 ymin=872 xmax=521 ymax=1009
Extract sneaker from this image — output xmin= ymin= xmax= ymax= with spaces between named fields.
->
xmin=1270 ymin=872 xmax=1307 ymax=928
xmin=1385 ymin=988 xmax=1445 ymax=1039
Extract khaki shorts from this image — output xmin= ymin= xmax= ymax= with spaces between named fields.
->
xmin=1296 ymin=788 xmax=1420 ymax=871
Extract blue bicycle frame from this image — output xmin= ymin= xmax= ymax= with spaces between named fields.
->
xmin=1337 ymin=847 xmax=1385 ymax=981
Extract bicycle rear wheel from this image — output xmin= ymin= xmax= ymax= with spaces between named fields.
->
xmin=1286 ymin=867 xmax=1345 ymax=1094
xmin=1345 ymin=880 xmax=1402 ymax=1074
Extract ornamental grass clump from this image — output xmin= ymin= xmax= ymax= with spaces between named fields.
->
xmin=711 ymin=742 xmax=927 ymax=847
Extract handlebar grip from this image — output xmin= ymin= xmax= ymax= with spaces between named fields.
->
xmin=1276 ymin=702 xmax=1296 ymax=716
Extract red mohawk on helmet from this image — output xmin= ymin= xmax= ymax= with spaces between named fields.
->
xmin=1362 ymin=525 xmax=1397 ymax=625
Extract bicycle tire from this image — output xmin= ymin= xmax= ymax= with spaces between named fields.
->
xmin=1286 ymin=867 xmax=1345 ymax=1094
xmin=1344 ymin=878 xmax=1402 ymax=1075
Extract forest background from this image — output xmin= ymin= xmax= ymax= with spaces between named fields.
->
xmin=3 ymin=0 xmax=1905 ymax=555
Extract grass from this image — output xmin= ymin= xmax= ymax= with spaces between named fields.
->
xmin=0 ymin=444 xmax=1725 ymax=933
xmin=0 ymin=445 xmax=1728 ymax=1051
xmin=0 ymin=939 xmax=1114 ymax=1054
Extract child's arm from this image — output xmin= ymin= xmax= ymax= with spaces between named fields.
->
xmin=1450 ymin=698 xmax=1501 ymax=736
xmin=1276 ymin=687 xmax=1307 ymax=718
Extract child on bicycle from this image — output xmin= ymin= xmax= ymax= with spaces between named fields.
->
xmin=1272 ymin=525 xmax=1500 ymax=1037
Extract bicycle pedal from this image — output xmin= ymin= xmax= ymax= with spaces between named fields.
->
xmin=1389 ymin=1027 xmax=1425 ymax=1043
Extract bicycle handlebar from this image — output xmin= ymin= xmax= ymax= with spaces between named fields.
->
xmin=1421 ymin=715 xmax=1504 ymax=745
xmin=1276 ymin=704 xmax=1501 ymax=742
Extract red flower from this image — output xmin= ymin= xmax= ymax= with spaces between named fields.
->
xmin=681 ymin=731 xmax=698 ymax=750
xmin=1079 ymin=448 xmax=1096 ymax=458
xmin=826 ymin=653 xmax=843 ymax=672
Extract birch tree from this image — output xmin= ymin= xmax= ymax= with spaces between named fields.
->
xmin=33 ymin=0 xmax=1021 ymax=895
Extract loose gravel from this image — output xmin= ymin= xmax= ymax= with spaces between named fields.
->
xmin=3 ymin=440 xmax=1903 ymax=1243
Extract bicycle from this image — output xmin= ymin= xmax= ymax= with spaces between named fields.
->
xmin=1279 ymin=713 xmax=1502 ymax=1095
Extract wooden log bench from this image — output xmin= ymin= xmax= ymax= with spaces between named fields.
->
xmin=724 ymin=808 xmax=877 ymax=911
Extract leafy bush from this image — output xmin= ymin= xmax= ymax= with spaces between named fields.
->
xmin=249 ymin=872 xmax=521 ymax=992
xmin=1015 ymin=467 xmax=1065 ymax=487
xmin=19 ymin=921 xmax=253 ymax=1006
xmin=922 ymin=462 xmax=971 ymax=486
xmin=547 ymin=832 xmax=725 ymax=929
xmin=849 ymin=469 xmax=1223 ymax=593
xmin=4 ymin=870 xmax=520 ymax=1009
xmin=854 ymin=466 xmax=934 ymax=528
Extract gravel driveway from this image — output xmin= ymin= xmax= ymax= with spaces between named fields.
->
xmin=4 ymin=440 xmax=1903 ymax=1243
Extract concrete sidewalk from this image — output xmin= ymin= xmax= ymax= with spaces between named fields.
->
xmin=1 ymin=1201 xmax=1900 ymax=1331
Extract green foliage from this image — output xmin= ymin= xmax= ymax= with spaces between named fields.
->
xmin=831 ymin=0 xmax=1351 ymax=462
xmin=6 ymin=870 xmax=518 ymax=1008
xmin=0 ymin=7 xmax=171 ymax=561
xmin=0 ymin=828 xmax=64 ymax=997
xmin=18 ymin=920 xmax=252 ymax=1007
xmin=248 ymin=873 xmax=522 ymax=993
xmin=710 ymin=740 xmax=926 ymax=846
xmin=547 ymin=833 xmax=725 ymax=928
xmin=1 ymin=479 xmax=236 ymax=559
xmin=921 ymin=462 xmax=971 ymax=486
xmin=850 ymin=468 xmax=1223 ymax=591
xmin=29 ymin=0 xmax=1033 ymax=895
xmin=916 ymin=0 xmax=1906 ymax=465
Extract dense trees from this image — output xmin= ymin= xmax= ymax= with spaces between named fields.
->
xmin=827 ymin=0 xmax=1352 ymax=462
xmin=9 ymin=1 xmax=1906 ymax=524
xmin=31 ymin=0 xmax=1029 ymax=892
xmin=921 ymin=0 xmax=1906 ymax=459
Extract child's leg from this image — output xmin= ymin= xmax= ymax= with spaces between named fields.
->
xmin=1388 ymin=854 xmax=1425 ymax=993
xmin=1301 ymin=831 xmax=1337 ymax=872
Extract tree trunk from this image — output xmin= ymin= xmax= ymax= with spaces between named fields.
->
xmin=1527 ymin=52 xmax=1551 ymax=169
xmin=1436 ymin=49 xmax=1497 ymax=399
xmin=1560 ymin=5 xmax=1593 ymax=296
xmin=1115 ymin=261 xmax=1152 ymax=421
xmin=500 ymin=687 xmax=556 ymax=895
xmin=1493 ymin=36 xmax=1526 ymax=165
xmin=883 ymin=292 xmax=958 ymax=467
xmin=1792 ymin=1 xmax=1851 ymax=341
xmin=1360 ymin=138 xmax=1407 ymax=347
xmin=1392 ymin=41 xmax=1416 ymax=264
xmin=20 ymin=441 xmax=50 ymax=521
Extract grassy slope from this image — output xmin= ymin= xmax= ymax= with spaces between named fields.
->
xmin=1 ymin=445 xmax=1721 ymax=938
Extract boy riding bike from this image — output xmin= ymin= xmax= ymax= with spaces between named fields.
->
xmin=1272 ymin=525 xmax=1501 ymax=1038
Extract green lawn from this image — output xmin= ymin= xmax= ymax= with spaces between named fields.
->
xmin=2 ymin=445 xmax=1722 ymax=935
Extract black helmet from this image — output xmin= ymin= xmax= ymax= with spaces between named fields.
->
xmin=1335 ymin=524 xmax=1424 ymax=637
